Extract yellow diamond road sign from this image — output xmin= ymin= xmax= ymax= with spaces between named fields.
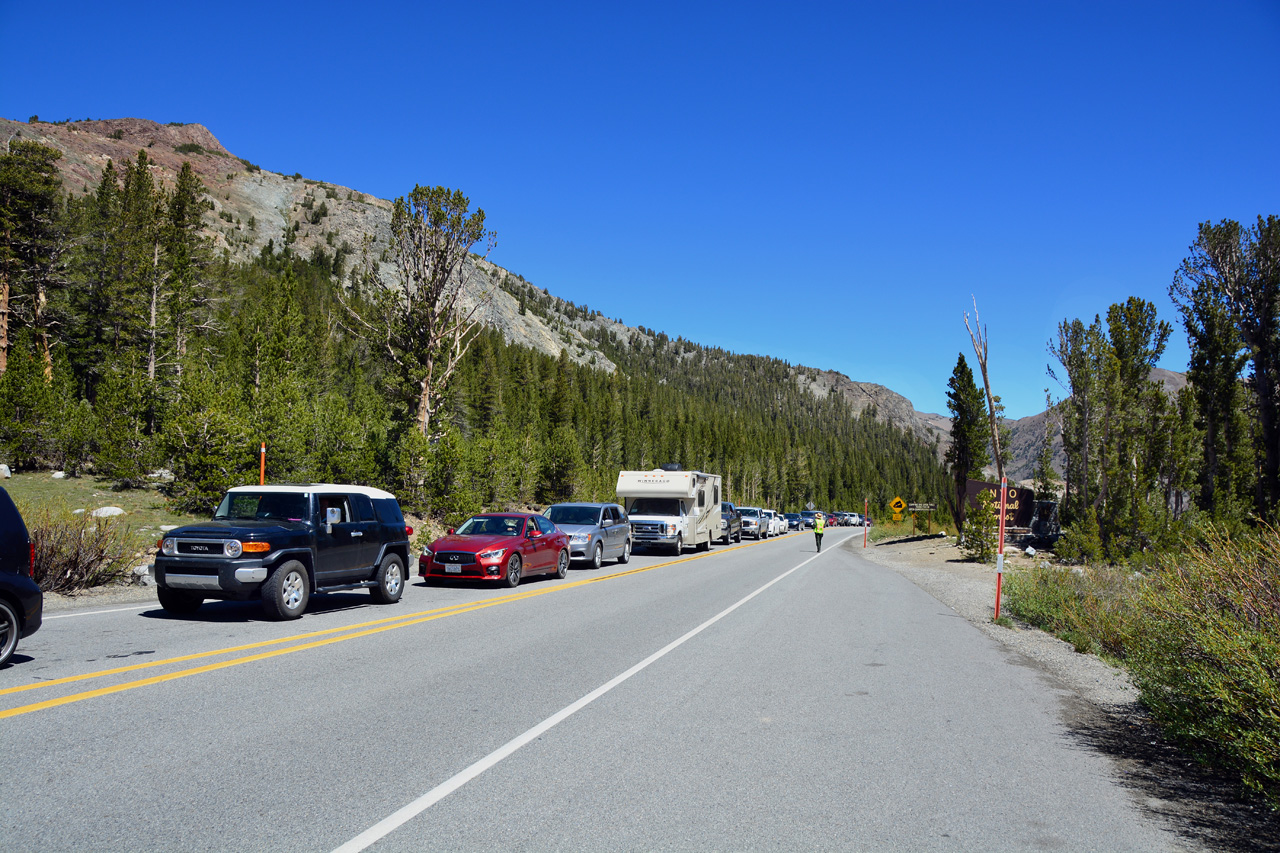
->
xmin=890 ymin=497 xmax=906 ymax=512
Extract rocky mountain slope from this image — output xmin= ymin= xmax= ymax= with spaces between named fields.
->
xmin=5 ymin=116 xmax=1186 ymax=477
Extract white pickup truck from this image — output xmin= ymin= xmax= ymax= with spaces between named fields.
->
xmin=616 ymin=468 xmax=722 ymax=555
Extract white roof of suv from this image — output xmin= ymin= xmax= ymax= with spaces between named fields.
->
xmin=226 ymin=484 xmax=398 ymax=500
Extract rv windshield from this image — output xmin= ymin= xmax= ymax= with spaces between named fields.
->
xmin=629 ymin=498 xmax=682 ymax=517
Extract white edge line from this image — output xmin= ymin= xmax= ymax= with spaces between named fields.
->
xmin=45 ymin=605 xmax=153 ymax=620
xmin=331 ymin=548 xmax=830 ymax=853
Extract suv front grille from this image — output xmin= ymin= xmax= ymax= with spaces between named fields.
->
xmin=177 ymin=539 xmax=226 ymax=556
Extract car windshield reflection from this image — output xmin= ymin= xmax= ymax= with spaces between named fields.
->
xmin=456 ymin=515 xmax=525 ymax=537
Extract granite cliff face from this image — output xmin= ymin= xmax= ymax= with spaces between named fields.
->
xmin=6 ymin=115 xmax=1184 ymax=469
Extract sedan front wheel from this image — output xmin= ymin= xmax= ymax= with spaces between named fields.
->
xmin=502 ymin=553 xmax=522 ymax=588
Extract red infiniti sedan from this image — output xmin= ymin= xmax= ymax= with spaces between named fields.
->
xmin=419 ymin=513 xmax=570 ymax=587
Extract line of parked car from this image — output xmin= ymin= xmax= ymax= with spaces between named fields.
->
xmin=0 ymin=486 xmax=40 ymax=667
xmin=2 ymin=472 xmax=874 ymax=672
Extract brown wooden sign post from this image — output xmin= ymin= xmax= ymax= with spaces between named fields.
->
xmin=908 ymin=503 xmax=936 ymax=534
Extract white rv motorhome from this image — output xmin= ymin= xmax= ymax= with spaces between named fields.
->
xmin=616 ymin=468 xmax=722 ymax=555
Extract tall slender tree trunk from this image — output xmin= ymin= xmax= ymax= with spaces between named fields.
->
xmin=0 ymin=267 xmax=9 ymax=375
xmin=37 ymin=283 xmax=51 ymax=382
xmin=147 ymin=243 xmax=159 ymax=383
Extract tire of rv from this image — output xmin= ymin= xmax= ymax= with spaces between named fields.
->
xmin=671 ymin=535 xmax=682 ymax=556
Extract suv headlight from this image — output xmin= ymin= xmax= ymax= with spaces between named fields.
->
xmin=161 ymin=538 xmax=176 ymax=556
xmin=224 ymin=540 xmax=243 ymax=558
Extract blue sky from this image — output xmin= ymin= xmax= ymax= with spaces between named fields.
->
xmin=2 ymin=1 xmax=1277 ymax=418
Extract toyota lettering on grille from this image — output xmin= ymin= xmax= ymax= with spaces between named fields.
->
xmin=190 ymin=544 xmax=211 ymax=552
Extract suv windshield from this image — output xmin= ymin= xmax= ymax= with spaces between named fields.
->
xmin=629 ymin=498 xmax=681 ymax=517
xmin=214 ymin=492 xmax=309 ymax=522
xmin=547 ymin=506 xmax=601 ymax=526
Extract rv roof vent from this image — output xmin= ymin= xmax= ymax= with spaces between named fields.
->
xmin=660 ymin=463 xmax=682 ymax=472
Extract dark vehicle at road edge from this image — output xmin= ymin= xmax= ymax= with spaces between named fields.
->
xmin=153 ymin=484 xmax=413 ymax=620
xmin=0 ymin=486 xmax=41 ymax=667
xmin=720 ymin=501 xmax=743 ymax=544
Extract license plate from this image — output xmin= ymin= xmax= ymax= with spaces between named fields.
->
xmin=445 ymin=565 xmax=462 ymax=574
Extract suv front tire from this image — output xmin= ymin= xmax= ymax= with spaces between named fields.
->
xmin=262 ymin=560 xmax=310 ymax=620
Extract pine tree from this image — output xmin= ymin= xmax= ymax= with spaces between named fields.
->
xmin=945 ymin=353 xmax=989 ymax=531
xmin=1172 ymin=217 xmax=1280 ymax=519
xmin=0 ymin=139 xmax=65 ymax=378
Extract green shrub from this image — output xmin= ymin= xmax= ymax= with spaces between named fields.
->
xmin=1055 ymin=506 xmax=1104 ymax=564
xmin=961 ymin=489 xmax=998 ymax=562
xmin=1005 ymin=562 xmax=1140 ymax=657
xmin=174 ymin=142 xmax=207 ymax=156
xmin=1127 ymin=525 xmax=1280 ymax=804
xmin=22 ymin=503 xmax=135 ymax=593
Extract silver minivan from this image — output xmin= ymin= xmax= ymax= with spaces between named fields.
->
xmin=545 ymin=503 xmax=632 ymax=569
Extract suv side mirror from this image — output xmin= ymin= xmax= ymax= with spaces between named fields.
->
xmin=325 ymin=506 xmax=342 ymax=533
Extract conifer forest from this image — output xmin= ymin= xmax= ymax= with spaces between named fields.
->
xmin=0 ymin=141 xmax=951 ymax=521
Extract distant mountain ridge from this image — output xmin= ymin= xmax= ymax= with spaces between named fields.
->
xmin=3 ymin=116 xmax=1185 ymax=478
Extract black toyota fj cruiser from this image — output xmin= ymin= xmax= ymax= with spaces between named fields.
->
xmin=153 ymin=484 xmax=412 ymax=620
xmin=0 ymin=485 xmax=41 ymax=666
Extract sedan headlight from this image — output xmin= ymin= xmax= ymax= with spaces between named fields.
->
xmin=477 ymin=548 xmax=506 ymax=561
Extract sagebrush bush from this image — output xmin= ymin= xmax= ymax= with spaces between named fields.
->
xmin=1127 ymin=525 xmax=1280 ymax=804
xmin=25 ymin=503 xmax=136 ymax=593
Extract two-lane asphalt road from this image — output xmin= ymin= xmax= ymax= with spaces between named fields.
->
xmin=2 ymin=530 xmax=1188 ymax=851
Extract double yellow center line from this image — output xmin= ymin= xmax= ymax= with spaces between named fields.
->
xmin=0 ymin=545 xmax=743 ymax=719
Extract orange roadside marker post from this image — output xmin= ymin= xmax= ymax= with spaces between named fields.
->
xmin=994 ymin=477 xmax=1008 ymax=619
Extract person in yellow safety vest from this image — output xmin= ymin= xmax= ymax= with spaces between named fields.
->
xmin=814 ymin=512 xmax=825 ymax=552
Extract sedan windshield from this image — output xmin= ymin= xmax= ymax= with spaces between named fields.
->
xmin=456 ymin=515 xmax=525 ymax=537
xmin=214 ymin=492 xmax=309 ymax=522
xmin=546 ymin=506 xmax=601 ymax=526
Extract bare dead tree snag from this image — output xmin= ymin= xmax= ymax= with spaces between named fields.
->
xmin=964 ymin=296 xmax=1004 ymax=484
